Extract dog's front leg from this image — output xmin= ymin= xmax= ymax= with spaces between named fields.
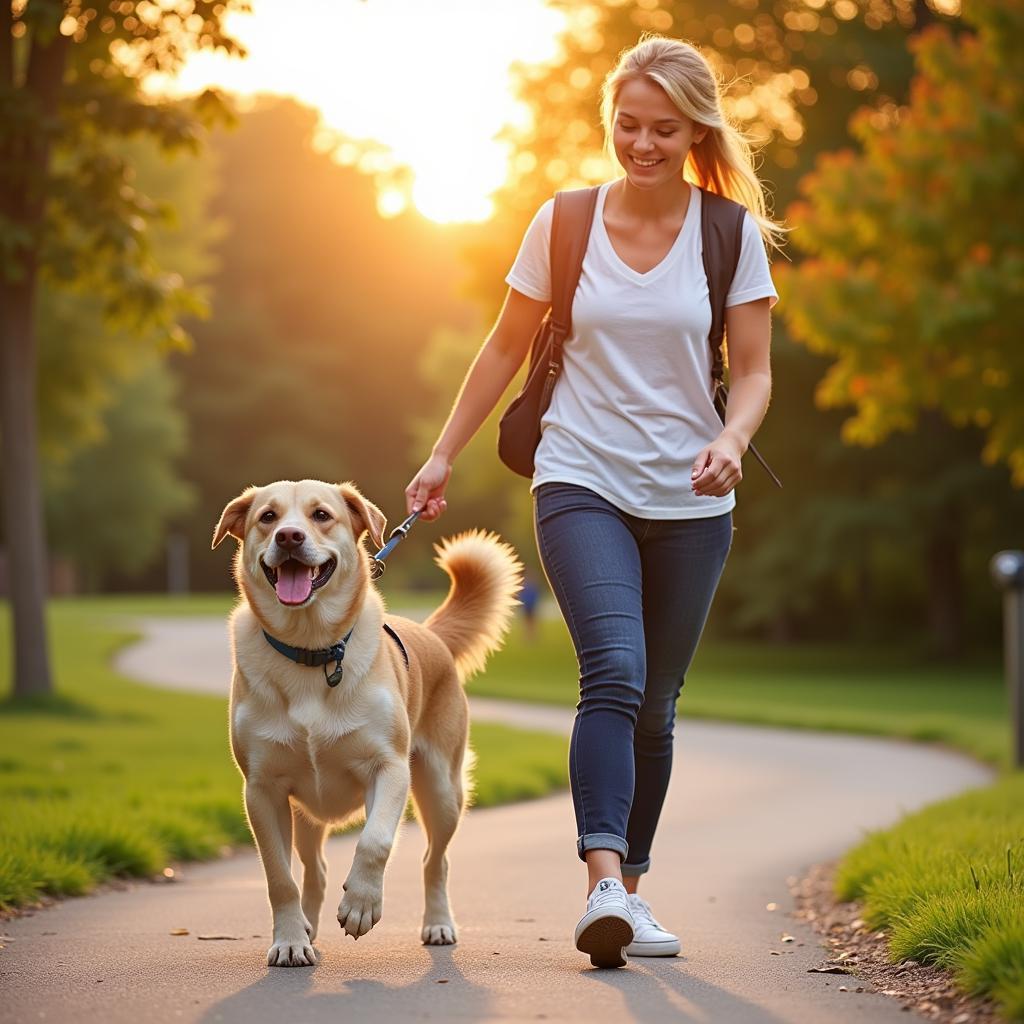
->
xmin=337 ymin=758 xmax=410 ymax=939
xmin=245 ymin=781 xmax=316 ymax=967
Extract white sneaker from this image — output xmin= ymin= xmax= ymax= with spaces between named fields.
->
xmin=574 ymin=877 xmax=635 ymax=968
xmin=624 ymin=893 xmax=681 ymax=956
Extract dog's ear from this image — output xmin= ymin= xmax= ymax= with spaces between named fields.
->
xmin=338 ymin=483 xmax=387 ymax=551
xmin=212 ymin=488 xmax=257 ymax=549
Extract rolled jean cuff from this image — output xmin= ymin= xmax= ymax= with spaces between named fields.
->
xmin=620 ymin=857 xmax=651 ymax=877
xmin=577 ymin=832 xmax=628 ymax=862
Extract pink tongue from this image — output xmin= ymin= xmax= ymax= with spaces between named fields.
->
xmin=276 ymin=560 xmax=313 ymax=605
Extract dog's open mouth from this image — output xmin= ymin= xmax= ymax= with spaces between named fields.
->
xmin=260 ymin=557 xmax=337 ymax=606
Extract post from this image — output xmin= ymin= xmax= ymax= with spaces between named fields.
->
xmin=990 ymin=550 xmax=1024 ymax=770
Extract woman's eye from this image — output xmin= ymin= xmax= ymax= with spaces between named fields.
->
xmin=658 ymin=130 xmax=676 ymax=137
xmin=260 ymin=510 xmax=276 ymax=523
xmin=312 ymin=509 xmax=331 ymax=523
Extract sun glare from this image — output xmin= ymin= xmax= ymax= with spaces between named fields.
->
xmin=153 ymin=0 xmax=566 ymax=223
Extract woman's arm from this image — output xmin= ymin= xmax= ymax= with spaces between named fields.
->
xmin=406 ymin=288 xmax=550 ymax=519
xmin=691 ymin=296 xmax=773 ymax=497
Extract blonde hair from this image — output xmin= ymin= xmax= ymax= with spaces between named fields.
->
xmin=601 ymin=35 xmax=785 ymax=251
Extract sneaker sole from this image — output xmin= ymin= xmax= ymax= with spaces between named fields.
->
xmin=575 ymin=914 xmax=634 ymax=968
xmin=624 ymin=938 xmax=681 ymax=957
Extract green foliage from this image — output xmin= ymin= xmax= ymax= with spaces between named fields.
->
xmin=1 ymin=1 xmax=244 ymax=327
xmin=780 ymin=3 xmax=1024 ymax=483
xmin=44 ymin=354 xmax=194 ymax=587
xmin=0 ymin=598 xmax=567 ymax=912
xmin=835 ymin=774 xmax=1024 ymax=1020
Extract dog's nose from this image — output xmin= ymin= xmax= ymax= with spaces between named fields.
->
xmin=275 ymin=528 xmax=305 ymax=549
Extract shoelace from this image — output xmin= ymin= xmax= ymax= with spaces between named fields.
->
xmin=627 ymin=895 xmax=662 ymax=929
xmin=589 ymin=883 xmax=628 ymax=911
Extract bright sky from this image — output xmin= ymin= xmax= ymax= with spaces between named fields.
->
xmin=157 ymin=0 xmax=567 ymax=223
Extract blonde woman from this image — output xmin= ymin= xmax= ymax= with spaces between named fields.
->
xmin=406 ymin=36 xmax=781 ymax=968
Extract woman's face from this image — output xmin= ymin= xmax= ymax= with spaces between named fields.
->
xmin=612 ymin=76 xmax=706 ymax=190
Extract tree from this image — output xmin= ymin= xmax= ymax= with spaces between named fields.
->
xmin=778 ymin=2 xmax=1024 ymax=484
xmin=0 ymin=0 xmax=245 ymax=696
xmin=45 ymin=354 xmax=194 ymax=590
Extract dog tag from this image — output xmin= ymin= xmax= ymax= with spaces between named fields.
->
xmin=325 ymin=663 xmax=343 ymax=687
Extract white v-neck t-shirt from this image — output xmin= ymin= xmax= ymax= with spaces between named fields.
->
xmin=505 ymin=180 xmax=778 ymax=519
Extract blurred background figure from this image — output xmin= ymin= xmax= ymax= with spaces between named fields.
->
xmin=519 ymin=574 xmax=541 ymax=644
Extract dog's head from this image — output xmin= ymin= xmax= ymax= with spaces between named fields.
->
xmin=212 ymin=480 xmax=386 ymax=629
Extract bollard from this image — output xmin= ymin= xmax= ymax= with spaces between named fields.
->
xmin=990 ymin=550 xmax=1024 ymax=769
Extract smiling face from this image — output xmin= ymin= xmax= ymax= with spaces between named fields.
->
xmin=213 ymin=480 xmax=387 ymax=623
xmin=611 ymin=75 xmax=706 ymax=190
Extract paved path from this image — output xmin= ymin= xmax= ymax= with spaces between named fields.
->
xmin=0 ymin=617 xmax=994 ymax=1024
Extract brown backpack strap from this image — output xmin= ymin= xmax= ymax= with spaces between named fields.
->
xmin=700 ymin=188 xmax=782 ymax=489
xmin=549 ymin=186 xmax=600 ymax=363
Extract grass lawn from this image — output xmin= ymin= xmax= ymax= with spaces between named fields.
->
xmin=836 ymin=774 xmax=1024 ymax=1022
xmin=0 ymin=599 xmax=567 ymax=913
xmin=470 ymin=615 xmax=1009 ymax=768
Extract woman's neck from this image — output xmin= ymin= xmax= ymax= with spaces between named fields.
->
xmin=608 ymin=175 xmax=692 ymax=220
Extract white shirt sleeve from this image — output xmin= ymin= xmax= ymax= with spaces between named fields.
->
xmin=725 ymin=211 xmax=778 ymax=308
xmin=505 ymin=198 xmax=555 ymax=303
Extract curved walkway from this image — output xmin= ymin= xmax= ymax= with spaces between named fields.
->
xmin=0 ymin=616 xmax=993 ymax=1024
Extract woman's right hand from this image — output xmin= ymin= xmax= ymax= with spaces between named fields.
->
xmin=405 ymin=453 xmax=452 ymax=521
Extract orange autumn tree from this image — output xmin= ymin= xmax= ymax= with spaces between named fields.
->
xmin=778 ymin=2 xmax=1024 ymax=484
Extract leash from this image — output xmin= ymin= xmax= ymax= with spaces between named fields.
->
xmin=369 ymin=508 xmax=422 ymax=580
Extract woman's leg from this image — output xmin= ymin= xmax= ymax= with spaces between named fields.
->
xmin=621 ymin=511 xmax=733 ymax=886
xmin=533 ymin=483 xmax=646 ymax=886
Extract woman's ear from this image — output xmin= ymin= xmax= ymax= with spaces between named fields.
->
xmin=337 ymin=482 xmax=387 ymax=550
xmin=212 ymin=487 xmax=258 ymax=549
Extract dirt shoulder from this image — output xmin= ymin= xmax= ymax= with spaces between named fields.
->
xmin=791 ymin=861 xmax=1002 ymax=1024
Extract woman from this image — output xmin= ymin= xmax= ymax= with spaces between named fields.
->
xmin=406 ymin=35 xmax=782 ymax=969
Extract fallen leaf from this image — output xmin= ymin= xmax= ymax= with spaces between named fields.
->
xmin=780 ymin=934 xmax=795 ymax=943
xmin=850 ymin=918 xmax=865 ymax=930
xmin=169 ymin=929 xmax=189 ymax=936
xmin=808 ymin=965 xmax=852 ymax=975
xmin=769 ymin=950 xmax=781 ymax=956
xmin=197 ymin=934 xmax=242 ymax=941
xmin=436 ymin=979 xmax=449 ymax=984
xmin=952 ymin=1014 xmax=971 ymax=1023
xmin=838 ymin=985 xmax=848 ymax=992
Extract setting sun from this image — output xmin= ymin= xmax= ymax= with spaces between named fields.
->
xmin=154 ymin=0 xmax=567 ymax=223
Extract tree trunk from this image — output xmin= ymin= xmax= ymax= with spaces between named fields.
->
xmin=924 ymin=503 xmax=964 ymax=659
xmin=0 ymin=13 xmax=69 ymax=697
xmin=0 ymin=274 xmax=54 ymax=696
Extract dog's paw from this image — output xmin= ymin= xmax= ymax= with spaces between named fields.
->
xmin=266 ymin=935 xmax=316 ymax=968
xmin=421 ymin=922 xmax=457 ymax=945
xmin=337 ymin=881 xmax=383 ymax=939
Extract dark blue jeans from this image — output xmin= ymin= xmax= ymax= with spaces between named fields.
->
xmin=533 ymin=482 xmax=733 ymax=875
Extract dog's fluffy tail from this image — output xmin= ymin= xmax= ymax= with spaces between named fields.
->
xmin=423 ymin=530 xmax=524 ymax=682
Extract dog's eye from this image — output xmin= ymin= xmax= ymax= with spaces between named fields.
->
xmin=259 ymin=510 xmax=277 ymax=524
xmin=312 ymin=509 xmax=331 ymax=523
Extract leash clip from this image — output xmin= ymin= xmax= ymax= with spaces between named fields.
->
xmin=324 ymin=641 xmax=347 ymax=687
xmin=370 ymin=509 xmax=422 ymax=580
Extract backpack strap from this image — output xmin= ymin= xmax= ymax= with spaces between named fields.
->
xmin=700 ymin=188 xmax=783 ymax=489
xmin=549 ymin=186 xmax=600 ymax=364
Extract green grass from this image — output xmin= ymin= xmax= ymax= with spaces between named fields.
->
xmin=0 ymin=599 xmax=567 ymax=913
xmin=467 ymin=616 xmax=1008 ymax=768
xmin=836 ymin=774 xmax=1024 ymax=1022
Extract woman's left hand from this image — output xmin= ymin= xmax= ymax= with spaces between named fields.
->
xmin=690 ymin=433 xmax=744 ymax=497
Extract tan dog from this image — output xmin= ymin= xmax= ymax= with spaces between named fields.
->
xmin=212 ymin=479 xmax=522 ymax=967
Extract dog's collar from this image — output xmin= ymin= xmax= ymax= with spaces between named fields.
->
xmin=261 ymin=623 xmax=409 ymax=688
xmin=262 ymin=628 xmax=354 ymax=687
